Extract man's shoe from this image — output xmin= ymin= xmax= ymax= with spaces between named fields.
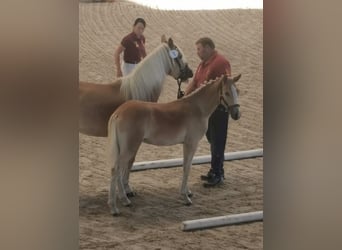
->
xmin=201 ymin=172 xmax=225 ymax=181
xmin=200 ymin=171 xmax=214 ymax=181
xmin=203 ymin=175 xmax=224 ymax=188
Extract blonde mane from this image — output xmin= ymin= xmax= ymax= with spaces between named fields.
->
xmin=120 ymin=43 xmax=173 ymax=101
xmin=184 ymin=78 xmax=219 ymax=98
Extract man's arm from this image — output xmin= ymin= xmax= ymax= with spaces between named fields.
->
xmin=184 ymin=79 xmax=197 ymax=96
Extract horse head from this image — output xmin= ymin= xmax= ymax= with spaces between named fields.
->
xmin=161 ymin=35 xmax=193 ymax=82
xmin=220 ymin=74 xmax=242 ymax=120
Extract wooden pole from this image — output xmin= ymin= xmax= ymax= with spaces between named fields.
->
xmin=181 ymin=211 xmax=263 ymax=231
xmin=132 ymin=148 xmax=263 ymax=172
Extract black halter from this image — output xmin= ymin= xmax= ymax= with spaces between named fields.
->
xmin=219 ymin=83 xmax=240 ymax=111
xmin=177 ymin=78 xmax=185 ymax=99
xmin=168 ymin=47 xmax=192 ymax=99
xmin=175 ymin=58 xmax=190 ymax=99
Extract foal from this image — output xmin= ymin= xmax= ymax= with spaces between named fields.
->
xmin=107 ymin=74 xmax=241 ymax=215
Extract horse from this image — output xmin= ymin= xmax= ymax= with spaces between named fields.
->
xmin=107 ymin=74 xmax=242 ymax=215
xmin=79 ymin=36 xmax=193 ymax=137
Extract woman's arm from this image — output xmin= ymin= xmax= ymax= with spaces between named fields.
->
xmin=114 ymin=45 xmax=125 ymax=77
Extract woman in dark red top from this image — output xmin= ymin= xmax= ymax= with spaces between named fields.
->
xmin=114 ymin=18 xmax=147 ymax=77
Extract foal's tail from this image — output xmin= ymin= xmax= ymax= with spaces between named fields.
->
xmin=107 ymin=114 xmax=120 ymax=173
xmin=107 ymin=113 xmax=122 ymax=214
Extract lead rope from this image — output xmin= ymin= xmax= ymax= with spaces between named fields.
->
xmin=177 ymin=78 xmax=185 ymax=99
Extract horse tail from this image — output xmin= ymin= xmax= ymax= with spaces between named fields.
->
xmin=107 ymin=113 xmax=122 ymax=215
xmin=107 ymin=113 xmax=120 ymax=174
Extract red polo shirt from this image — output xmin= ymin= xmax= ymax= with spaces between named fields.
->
xmin=121 ymin=32 xmax=146 ymax=64
xmin=193 ymin=51 xmax=231 ymax=88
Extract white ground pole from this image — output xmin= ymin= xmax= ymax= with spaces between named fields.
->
xmin=132 ymin=148 xmax=263 ymax=172
xmin=181 ymin=211 xmax=263 ymax=231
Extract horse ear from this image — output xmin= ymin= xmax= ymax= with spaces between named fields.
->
xmin=168 ymin=38 xmax=174 ymax=48
xmin=233 ymin=74 xmax=242 ymax=82
xmin=161 ymin=34 xmax=167 ymax=43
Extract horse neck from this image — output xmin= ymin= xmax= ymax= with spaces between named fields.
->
xmin=120 ymin=44 xmax=172 ymax=101
xmin=186 ymin=80 xmax=221 ymax=117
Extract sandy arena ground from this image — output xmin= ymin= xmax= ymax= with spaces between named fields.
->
xmin=79 ymin=1 xmax=263 ymax=249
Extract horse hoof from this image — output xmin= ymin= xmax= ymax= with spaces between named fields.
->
xmin=111 ymin=209 xmax=120 ymax=216
xmin=184 ymin=199 xmax=192 ymax=206
xmin=126 ymin=192 xmax=136 ymax=198
xmin=122 ymin=200 xmax=132 ymax=207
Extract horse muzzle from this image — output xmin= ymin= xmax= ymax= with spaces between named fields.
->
xmin=179 ymin=64 xmax=193 ymax=82
xmin=230 ymin=106 xmax=241 ymax=120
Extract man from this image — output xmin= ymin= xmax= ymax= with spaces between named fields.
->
xmin=184 ymin=37 xmax=231 ymax=187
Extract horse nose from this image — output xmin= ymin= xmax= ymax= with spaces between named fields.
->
xmin=180 ymin=65 xmax=193 ymax=81
xmin=186 ymin=65 xmax=193 ymax=77
xmin=232 ymin=110 xmax=241 ymax=120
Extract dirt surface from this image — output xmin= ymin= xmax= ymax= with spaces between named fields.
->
xmin=79 ymin=2 xmax=263 ymax=249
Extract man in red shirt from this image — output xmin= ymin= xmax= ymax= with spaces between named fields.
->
xmin=114 ymin=18 xmax=147 ymax=77
xmin=185 ymin=37 xmax=233 ymax=187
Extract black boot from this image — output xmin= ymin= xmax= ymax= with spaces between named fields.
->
xmin=203 ymin=174 xmax=224 ymax=188
xmin=200 ymin=169 xmax=214 ymax=181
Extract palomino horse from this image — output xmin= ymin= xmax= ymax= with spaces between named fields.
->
xmin=79 ymin=36 xmax=193 ymax=137
xmin=107 ymin=74 xmax=241 ymax=215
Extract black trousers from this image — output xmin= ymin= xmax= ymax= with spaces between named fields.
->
xmin=205 ymin=105 xmax=229 ymax=177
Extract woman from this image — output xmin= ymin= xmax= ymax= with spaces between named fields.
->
xmin=114 ymin=18 xmax=147 ymax=77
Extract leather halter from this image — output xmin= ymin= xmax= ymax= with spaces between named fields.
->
xmin=167 ymin=47 xmax=191 ymax=80
xmin=168 ymin=47 xmax=193 ymax=99
xmin=173 ymin=50 xmax=190 ymax=82
xmin=219 ymin=81 xmax=240 ymax=111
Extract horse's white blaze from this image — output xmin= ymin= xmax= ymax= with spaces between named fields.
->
xmin=231 ymin=84 xmax=239 ymax=105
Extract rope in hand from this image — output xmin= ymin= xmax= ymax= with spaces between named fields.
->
xmin=177 ymin=78 xmax=185 ymax=99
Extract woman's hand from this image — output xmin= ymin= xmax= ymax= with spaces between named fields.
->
xmin=116 ymin=69 xmax=123 ymax=78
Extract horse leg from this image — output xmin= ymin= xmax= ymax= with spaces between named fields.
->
xmin=181 ymin=142 xmax=198 ymax=205
xmin=122 ymin=140 xmax=142 ymax=197
xmin=123 ymin=155 xmax=136 ymax=197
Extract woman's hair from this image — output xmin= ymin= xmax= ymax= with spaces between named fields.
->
xmin=134 ymin=18 xmax=146 ymax=27
xmin=195 ymin=37 xmax=215 ymax=49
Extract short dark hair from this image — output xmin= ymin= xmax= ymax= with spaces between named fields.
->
xmin=195 ymin=37 xmax=215 ymax=49
xmin=134 ymin=18 xmax=146 ymax=27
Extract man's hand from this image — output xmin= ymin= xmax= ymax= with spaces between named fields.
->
xmin=177 ymin=90 xmax=185 ymax=99
xmin=184 ymin=80 xmax=195 ymax=96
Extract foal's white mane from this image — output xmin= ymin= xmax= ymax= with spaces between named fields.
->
xmin=120 ymin=43 xmax=176 ymax=101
